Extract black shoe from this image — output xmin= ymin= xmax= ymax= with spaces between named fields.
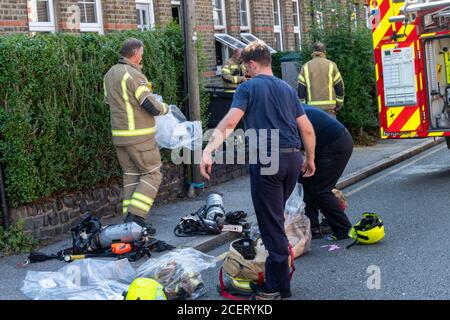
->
xmin=320 ymin=219 xmax=333 ymax=235
xmin=124 ymin=213 xmax=156 ymax=235
xmin=250 ymin=283 xmax=291 ymax=299
xmin=325 ymin=233 xmax=350 ymax=241
xmin=311 ymin=228 xmax=323 ymax=239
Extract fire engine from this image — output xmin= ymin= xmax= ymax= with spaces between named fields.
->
xmin=368 ymin=0 xmax=450 ymax=148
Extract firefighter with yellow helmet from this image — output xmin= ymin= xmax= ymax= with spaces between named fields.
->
xmin=221 ymin=48 xmax=247 ymax=92
xmin=104 ymin=38 xmax=169 ymax=232
xmin=297 ymin=41 xmax=345 ymax=117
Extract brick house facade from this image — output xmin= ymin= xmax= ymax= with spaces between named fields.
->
xmin=0 ymin=0 xmax=368 ymax=82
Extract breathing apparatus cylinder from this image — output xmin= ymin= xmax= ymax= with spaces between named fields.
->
xmin=97 ymin=222 xmax=145 ymax=249
xmin=205 ymin=193 xmax=225 ymax=224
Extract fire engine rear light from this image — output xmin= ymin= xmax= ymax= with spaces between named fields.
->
xmin=426 ymin=41 xmax=439 ymax=94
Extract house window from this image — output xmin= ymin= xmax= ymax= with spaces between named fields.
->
xmin=240 ymin=0 xmax=251 ymax=32
xmin=213 ymin=0 xmax=226 ymax=30
xmin=28 ymin=0 xmax=55 ymax=32
xmin=171 ymin=0 xmax=181 ymax=25
xmin=273 ymin=0 xmax=283 ymax=51
xmin=136 ymin=1 xmax=155 ymax=30
xmin=78 ymin=0 xmax=103 ymax=33
xmin=213 ymin=0 xmax=229 ymax=71
xmin=292 ymin=0 xmax=301 ymax=49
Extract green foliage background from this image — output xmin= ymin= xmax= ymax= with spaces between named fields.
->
xmin=0 ymin=25 xmax=199 ymax=208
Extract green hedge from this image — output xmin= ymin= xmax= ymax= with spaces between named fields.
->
xmin=0 ymin=25 xmax=186 ymax=208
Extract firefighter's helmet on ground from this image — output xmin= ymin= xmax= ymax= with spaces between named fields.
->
xmin=124 ymin=278 xmax=167 ymax=300
xmin=347 ymin=212 xmax=385 ymax=249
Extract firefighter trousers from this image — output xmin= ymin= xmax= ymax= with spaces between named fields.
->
xmin=115 ymin=140 xmax=162 ymax=219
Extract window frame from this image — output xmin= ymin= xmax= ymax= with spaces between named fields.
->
xmin=28 ymin=0 xmax=56 ymax=32
xmin=239 ymin=0 xmax=251 ymax=32
xmin=136 ymin=0 xmax=155 ymax=31
xmin=292 ymin=0 xmax=302 ymax=48
xmin=273 ymin=0 xmax=283 ymax=51
xmin=79 ymin=0 xmax=104 ymax=34
xmin=213 ymin=0 xmax=227 ymax=31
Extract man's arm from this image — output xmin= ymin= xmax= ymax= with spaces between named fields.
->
xmin=333 ymin=64 xmax=345 ymax=111
xmin=131 ymin=75 xmax=169 ymax=116
xmin=297 ymin=67 xmax=307 ymax=103
xmin=200 ymin=108 xmax=245 ymax=179
xmin=297 ymin=115 xmax=316 ymax=177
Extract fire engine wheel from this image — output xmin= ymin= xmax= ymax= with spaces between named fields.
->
xmin=446 ymin=137 xmax=450 ymax=150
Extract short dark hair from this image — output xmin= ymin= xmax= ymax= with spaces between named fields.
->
xmin=313 ymin=41 xmax=326 ymax=53
xmin=241 ymin=41 xmax=272 ymax=66
xmin=120 ymin=38 xmax=144 ymax=58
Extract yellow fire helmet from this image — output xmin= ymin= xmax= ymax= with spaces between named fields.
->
xmin=347 ymin=213 xmax=385 ymax=249
xmin=124 ymin=278 xmax=167 ymax=300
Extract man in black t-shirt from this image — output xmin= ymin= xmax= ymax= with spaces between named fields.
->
xmin=200 ymin=41 xmax=316 ymax=300
xmin=300 ymin=106 xmax=353 ymax=241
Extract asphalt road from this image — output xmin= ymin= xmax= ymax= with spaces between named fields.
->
xmin=200 ymin=143 xmax=450 ymax=300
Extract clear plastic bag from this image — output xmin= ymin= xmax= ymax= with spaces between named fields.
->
xmin=155 ymin=102 xmax=203 ymax=150
xmin=136 ymin=248 xmax=216 ymax=300
xmin=284 ymin=183 xmax=311 ymax=258
xmin=21 ymin=259 xmax=136 ymax=300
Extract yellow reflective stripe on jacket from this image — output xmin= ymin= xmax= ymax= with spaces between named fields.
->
xmin=112 ymin=127 xmax=156 ymax=137
xmin=222 ymin=68 xmax=231 ymax=74
xmin=334 ymin=72 xmax=342 ymax=84
xmin=336 ymin=97 xmax=344 ymax=104
xmin=135 ymin=85 xmax=151 ymax=102
xmin=161 ymin=103 xmax=168 ymax=115
xmin=304 ymin=64 xmax=312 ymax=103
xmin=103 ymin=77 xmax=107 ymax=98
xmin=132 ymin=192 xmax=154 ymax=206
xmin=130 ymin=199 xmax=151 ymax=212
xmin=309 ymin=100 xmax=336 ymax=106
xmin=121 ymin=71 xmax=135 ymax=130
xmin=232 ymin=76 xmax=239 ymax=84
xmin=328 ymin=63 xmax=334 ymax=101
xmin=298 ymin=74 xmax=306 ymax=84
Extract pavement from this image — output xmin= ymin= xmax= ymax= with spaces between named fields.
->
xmin=0 ymin=137 xmax=444 ymax=299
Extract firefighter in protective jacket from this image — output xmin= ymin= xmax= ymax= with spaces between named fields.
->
xmin=221 ymin=48 xmax=247 ymax=91
xmin=104 ymin=38 xmax=168 ymax=231
xmin=297 ymin=42 xmax=345 ymax=117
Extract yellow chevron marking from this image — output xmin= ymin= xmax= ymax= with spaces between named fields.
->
xmin=373 ymin=2 xmax=392 ymax=49
xmin=400 ymin=108 xmax=421 ymax=132
xmin=387 ymin=107 xmax=405 ymax=128
xmin=378 ymin=95 xmax=382 ymax=113
xmin=380 ymin=127 xmax=388 ymax=139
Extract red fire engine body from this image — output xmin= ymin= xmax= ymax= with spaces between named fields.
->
xmin=368 ymin=0 xmax=450 ymax=147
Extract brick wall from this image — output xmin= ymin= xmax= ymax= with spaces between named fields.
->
xmin=153 ymin=0 xmax=172 ymax=26
xmin=195 ymin=0 xmax=217 ymax=78
xmin=251 ymin=0 xmax=276 ymax=49
xmin=281 ymin=0 xmax=295 ymax=51
xmin=0 ymin=0 xmax=28 ymax=34
xmin=103 ymin=0 xmax=137 ymax=32
xmin=55 ymin=0 xmax=80 ymax=33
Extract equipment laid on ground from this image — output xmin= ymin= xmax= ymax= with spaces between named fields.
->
xmin=24 ymin=216 xmax=174 ymax=266
xmin=368 ymin=0 xmax=450 ymax=148
xmin=347 ymin=212 xmax=385 ymax=249
xmin=137 ymin=247 xmax=216 ymax=300
xmin=21 ymin=248 xmax=216 ymax=300
xmin=174 ymin=193 xmax=250 ymax=237
xmin=218 ymin=238 xmax=295 ymax=300
xmin=123 ymin=278 xmax=167 ymax=300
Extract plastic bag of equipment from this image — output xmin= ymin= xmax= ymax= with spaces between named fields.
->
xmin=21 ymin=259 xmax=136 ymax=300
xmin=284 ymin=183 xmax=312 ymax=258
xmin=136 ymin=248 xmax=216 ymax=300
xmin=154 ymin=99 xmax=203 ymax=150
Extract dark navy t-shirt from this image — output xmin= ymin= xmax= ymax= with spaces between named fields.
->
xmin=230 ymin=74 xmax=305 ymax=149
xmin=303 ymin=105 xmax=347 ymax=151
